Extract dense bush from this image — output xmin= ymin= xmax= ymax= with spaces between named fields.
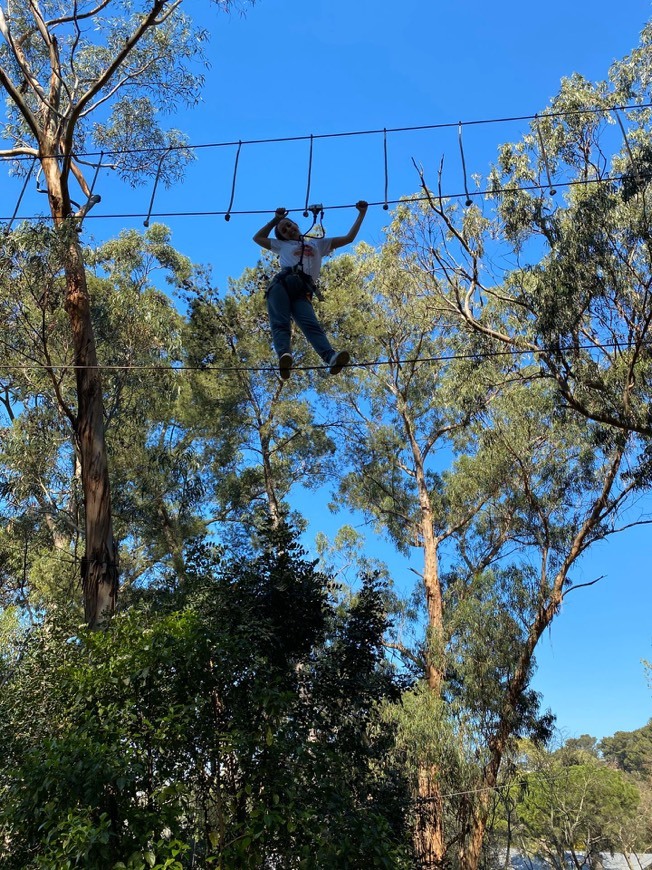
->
xmin=0 ymin=527 xmax=413 ymax=869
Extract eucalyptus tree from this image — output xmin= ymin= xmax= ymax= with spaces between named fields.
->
xmin=0 ymin=0 xmax=250 ymax=625
xmin=318 ymin=204 xmax=652 ymax=869
xmin=313 ymin=24 xmax=652 ymax=867
xmin=317 ymin=230 xmax=512 ymax=864
xmin=506 ymin=741 xmax=642 ymax=866
xmin=0 ymin=223 xmax=197 ymax=614
xmin=408 ymin=22 xmax=652 ymax=458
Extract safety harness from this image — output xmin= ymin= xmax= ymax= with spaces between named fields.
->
xmin=271 ymin=205 xmax=325 ymax=301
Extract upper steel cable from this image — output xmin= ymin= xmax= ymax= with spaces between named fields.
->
xmin=3 ymin=100 xmax=648 ymax=161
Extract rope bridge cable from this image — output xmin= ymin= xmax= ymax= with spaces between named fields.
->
xmin=0 ymin=340 xmax=643 ymax=376
xmin=3 ymin=100 xmax=651 ymax=162
xmin=383 ymin=127 xmax=389 ymax=210
xmin=1 ymin=168 xmax=648 ymax=225
xmin=2 ymin=98 xmax=651 ymax=225
xmin=457 ymin=121 xmax=474 ymax=207
xmin=143 ymin=147 xmax=171 ymax=228
xmin=303 ymin=134 xmax=314 ymax=217
xmin=224 ymin=139 xmax=242 ymax=222
xmin=1 ymin=100 xmax=648 ymax=230
xmin=416 ymin=764 xmax=596 ymax=802
xmin=410 ymin=743 xmax=646 ymax=804
xmin=535 ymin=115 xmax=557 ymax=196
xmin=4 ymin=157 xmax=36 ymax=231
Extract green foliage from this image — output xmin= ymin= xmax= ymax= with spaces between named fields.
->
xmin=505 ymin=742 xmax=643 ymax=863
xmin=182 ymin=269 xmax=337 ymax=531
xmin=0 ymin=526 xmax=412 ymax=868
xmin=0 ymin=224 xmax=202 ymax=608
xmin=0 ymin=1 xmax=230 ymax=185
xmin=483 ymin=61 xmax=652 ymax=452
xmin=443 ymin=565 xmax=555 ymax=747
xmin=555 ymin=733 xmax=600 ymax=766
xmin=599 ymin=720 xmax=652 ymax=776
xmin=388 ymin=685 xmax=481 ymax=834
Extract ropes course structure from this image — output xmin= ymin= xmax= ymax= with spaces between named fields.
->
xmin=1 ymin=100 xmax=650 ymax=227
xmin=0 ymin=341 xmax=640 ymax=377
xmin=0 ymin=100 xmax=649 ymax=378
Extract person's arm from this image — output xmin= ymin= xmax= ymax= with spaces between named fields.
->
xmin=329 ymin=200 xmax=368 ymax=251
xmin=252 ymin=207 xmax=287 ymax=250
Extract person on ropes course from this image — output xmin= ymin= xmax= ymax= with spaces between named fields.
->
xmin=253 ymin=200 xmax=368 ymax=379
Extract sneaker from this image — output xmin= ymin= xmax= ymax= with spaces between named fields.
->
xmin=278 ymin=352 xmax=293 ymax=380
xmin=328 ymin=349 xmax=350 ymax=375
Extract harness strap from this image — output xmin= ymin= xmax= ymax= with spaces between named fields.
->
xmin=270 ymin=267 xmax=323 ymax=301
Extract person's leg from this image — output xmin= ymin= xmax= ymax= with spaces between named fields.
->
xmin=266 ymin=280 xmax=292 ymax=358
xmin=290 ymin=296 xmax=335 ymax=364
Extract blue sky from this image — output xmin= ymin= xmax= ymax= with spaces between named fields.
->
xmin=3 ymin=0 xmax=652 ymax=740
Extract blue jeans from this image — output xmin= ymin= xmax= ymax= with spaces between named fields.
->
xmin=266 ymin=271 xmax=334 ymax=364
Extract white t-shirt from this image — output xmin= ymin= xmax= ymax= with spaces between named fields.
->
xmin=269 ymin=237 xmax=333 ymax=281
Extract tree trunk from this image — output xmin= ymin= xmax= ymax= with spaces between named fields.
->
xmin=66 ymin=235 xmax=118 ymax=625
xmin=260 ymin=432 xmax=282 ymax=529
xmin=415 ymin=764 xmax=446 ymax=869
xmin=409 ymin=422 xmax=446 ymax=867
xmin=42 ymin=152 xmax=118 ymax=626
xmin=460 ymin=799 xmax=490 ymax=870
xmin=414 ymin=510 xmax=447 ymax=867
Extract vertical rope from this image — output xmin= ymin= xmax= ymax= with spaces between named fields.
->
xmin=76 ymin=151 xmax=104 ymax=231
xmin=457 ymin=122 xmax=473 ymax=207
xmin=5 ymin=157 xmax=36 ymax=232
xmin=535 ymin=116 xmax=557 ymax=195
xmin=303 ymin=134 xmax=314 ymax=217
xmin=143 ymin=148 xmax=169 ymax=227
xmin=383 ymin=127 xmax=389 ymax=210
xmin=88 ymin=152 xmax=103 ymax=198
xmin=224 ymin=140 xmax=242 ymax=222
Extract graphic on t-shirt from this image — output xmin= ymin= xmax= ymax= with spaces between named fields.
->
xmin=292 ymin=243 xmax=315 ymax=258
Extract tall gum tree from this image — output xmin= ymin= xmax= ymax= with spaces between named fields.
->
xmin=367 ymin=29 xmax=652 ymax=863
xmin=0 ymin=0 xmax=249 ymax=625
xmin=317 ymin=234 xmax=508 ymax=864
xmin=0 ymin=223 xmax=199 ymax=611
xmin=319 ymin=212 xmax=652 ymax=868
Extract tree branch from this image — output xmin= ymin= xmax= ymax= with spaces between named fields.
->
xmin=0 ymin=64 xmax=40 ymax=141
xmin=383 ymin=640 xmax=427 ymax=674
xmin=45 ymin=0 xmax=112 ymax=28
xmin=67 ymin=0 xmax=179 ymax=149
xmin=0 ymin=5 xmax=48 ymax=115
xmin=562 ymin=575 xmax=603 ymax=599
